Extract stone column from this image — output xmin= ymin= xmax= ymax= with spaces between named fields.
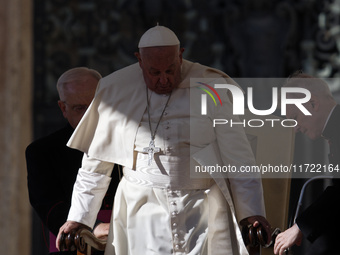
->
xmin=0 ymin=0 xmax=32 ymax=254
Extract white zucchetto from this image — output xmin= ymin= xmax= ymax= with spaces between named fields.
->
xmin=138 ymin=25 xmax=180 ymax=48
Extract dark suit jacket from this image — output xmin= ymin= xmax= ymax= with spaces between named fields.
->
xmin=26 ymin=123 xmax=121 ymax=237
xmin=296 ymin=104 xmax=340 ymax=254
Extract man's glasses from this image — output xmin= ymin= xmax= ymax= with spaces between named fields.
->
xmin=62 ymin=101 xmax=88 ymax=113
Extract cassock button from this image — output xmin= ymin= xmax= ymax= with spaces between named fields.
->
xmin=172 ymin=211 xmax=178 ymax=216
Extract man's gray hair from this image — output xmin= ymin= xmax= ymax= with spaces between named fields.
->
xmin=284 ymin=71 xmax=333 ymax=99
xmin=56 ymin=67 xmax=102 ymax=96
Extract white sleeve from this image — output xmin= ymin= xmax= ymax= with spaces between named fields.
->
xmin=214 ymin=90 xmax=265 ymax=220
xmin=67 ymin=154 xmax=114 ymax=228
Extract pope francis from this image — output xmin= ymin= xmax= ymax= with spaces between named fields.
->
xmin=56 ymin=25 xmax=271 ymax=255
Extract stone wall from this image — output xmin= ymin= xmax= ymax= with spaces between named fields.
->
xmin=0 ymin=0 xmax=32 ymax=254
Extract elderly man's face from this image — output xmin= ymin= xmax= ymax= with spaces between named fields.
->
xmin=58 ymin=75 xmax=98 ymax=129
xmin=135 ymin=46 xmax=184 ymax=94
xmin=286 ymin=102 xmax=322 ymax=140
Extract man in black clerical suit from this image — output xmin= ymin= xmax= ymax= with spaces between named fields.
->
xmin=274 ymin=73 xmax=340 ymax=255
xmin=26 ymin=67 xmax=121 ymax=254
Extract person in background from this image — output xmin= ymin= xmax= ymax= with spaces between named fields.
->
xmin=26 ymin=67 xmax=121 ymax=254
xmin=274 ymin=72 xmax=340 ymax=255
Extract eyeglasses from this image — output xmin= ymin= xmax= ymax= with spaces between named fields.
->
xmin=62 ymin=101 xmax=89 ymax=113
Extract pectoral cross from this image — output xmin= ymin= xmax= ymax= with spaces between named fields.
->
xmin=143 ymin=139 xmax=161 ymax=166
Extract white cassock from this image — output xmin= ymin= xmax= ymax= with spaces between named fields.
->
xmin=67 ymin=60 xmax=266 ymax=255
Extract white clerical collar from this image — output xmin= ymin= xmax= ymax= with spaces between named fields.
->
xmin=322 ymin=105 xmax=336 ymax=134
